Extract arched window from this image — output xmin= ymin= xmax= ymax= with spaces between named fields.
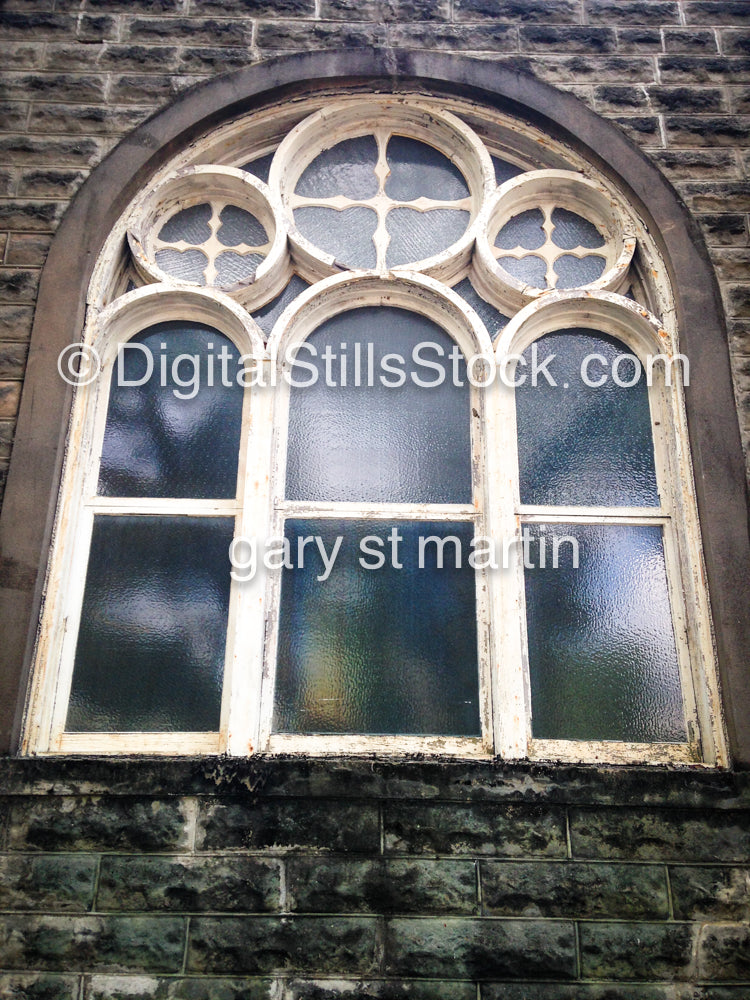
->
xmin=9 ymin=74 xmax=741 ymax=766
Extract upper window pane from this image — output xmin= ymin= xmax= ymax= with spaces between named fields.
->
xmin=285 ymin=306 xmax=472 ymax=504
xmin=98 ymin=322 xmax=244 ymax=499
xmin=515 ymin=330 xmax=659 ymax=507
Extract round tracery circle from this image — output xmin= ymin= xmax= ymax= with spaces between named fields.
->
xmin=472 ymin=170 xmax=636 ymax=313
xmin=269 ymin=99 xmax=495 ymax=284
xmin=127 ymin=165 xmax=290 ymax=308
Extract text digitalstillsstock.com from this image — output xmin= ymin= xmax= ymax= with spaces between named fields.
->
xmin=58 ymin=339 xmax=690 ymax=396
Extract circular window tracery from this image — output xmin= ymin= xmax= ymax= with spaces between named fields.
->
xmin=472 ymin=170 xmax=636 ymax=314
xmin=127 ymin=165 xmax=290 ymax=307
xmin=269 ymin=99 xmax=494 ymax=284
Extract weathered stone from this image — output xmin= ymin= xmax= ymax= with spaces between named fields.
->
xmin=28 ymin=104 xmax=152 ymax=136
xmin=520 ymin=25 xmax=616 ymax=53
xmin=321 ymin=0 xmax=451 ymax=21
xmin=649 ymin=148 xmax=738 ymax=180
xmin=480 ymin=860 xmax=668 ymax=919
xmin=0 ymin=270 xmax=38 ymax=304
xmin=725 ymin=285 xmax=750 ymax=318
xmin=0 ymin=305 xmax=35 ymax=341
xmin=17 ymin=170 xmax=86 ymax=199
xmin=196 ymin=798 xmax=379 ymax=853
xmin=570 ymin=807 xmax=750 ymax=861
xmin=0 ymin=975 xmax=80 ymax=1000
xmin=0 ymin=73 xmax=107 ymax=103
xmin=125 ymin=17 xmax=255 ymax=46
xmin=670 ymin=865 xmax=750 ymax=920
xmin=454 ymin=0 xmax=581 ymax=22
xmin=0 ymin=12 xmax=76 ymax=39
xmin=648 ymin=85 xmax=728 ymax=112
xmin=7 ymin=796 xmax=192 ymax=852
xmin=176 ymin=47 xmax=258 ymax=72
xmin=43 ymin=44 xmax=180 ymax=74
xmin=0 ymin=135 xmax=105 ymax=166
xmin=527 ymin=55 xmax=656 ymax=84
xmin=659 ymin=55 xmax=750 ymax=83
xmin=684 ymin=1 xmax=750 ymax=25
xmin=615 ymin=27 xmax=663 ymax=52
xmin=77 ymin=15 xmax=118 ymax=41
xmin=611 ymin=115 xmax=662 ymax=142
xmin=593 ymin=85 xmax=649 ymax=110
xmin=579 ymin=921 xmax=696 ymax=980
xmin=481 ymin=987 xmax=723 ymax=999
xmin=0 ymin=915 xmax=186 ymax=973
xmin=665 ymin=115 xmax=750 ymax=146
xmin=710 ymin=248 xmax=750 ymax=282
xmin=187 ymin=0 xmax=314 ymax=13
xmin=0 ymin=420 xmax=14 ymax=460
xmin=663 ymin=28 xmax=718 ymax=52
xmin=285 ymin=982 xmax=475 ymax=1000
xmin=698 ymin=922 xmax=750 ymax=980
xmin=287 ymin=858 xmax=477 ymax=914
xmin=0 ymin=200 xmax=66 ymax=231
xmin=0 ymin=854 xmax=95 ymax=910
xmin=386 ymin=23 xmax=517 ymax=51
xmin=587 ymin=0 xmax=679 ymax=24
xmin=680 ymin=181 xmax=750 ymax=212
xmin=97 ymin=855 xmax=281 ymax=913
xmin=83 ymin=977 xmax=276 ymax=1000
xmin=385 ymin=801 xmax=567 ymax=857
xmin=187 ymin=916 xmax=379 ymax=975
xmin=0 ymin=101 xmax=31 ymax=130
xmin=256 ymin=21 xmax=387 ymax=50
xmin=384 ymin=917 xmax=576 ymax=979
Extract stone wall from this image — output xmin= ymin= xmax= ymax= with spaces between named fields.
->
xmin=1 ymin=0 xmax=750 ymax=504
xmin=0 ymin=758 xmax=749 ymax=996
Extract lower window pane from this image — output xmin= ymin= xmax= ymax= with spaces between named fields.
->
xmin=66 ymin=515 xmax=234 ymax=732
xmin=524 ymin=523 xmax=687 ymax=743
xmin=274 ymin=519 xmax=481 ymax=737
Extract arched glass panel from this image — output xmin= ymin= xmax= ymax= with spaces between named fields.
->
xmin=285 ymin=306 xmax=472 ymax=504
xmin=98 ymin=322 xmax=244 ymax=500
xmin=515 ymin=330 xmax=659 ymax=507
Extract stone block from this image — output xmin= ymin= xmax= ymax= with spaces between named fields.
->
xmin=649 ymin=149 xmax=738 ymax=180
xmin=586 ymin=0 xmax=680 ymax=24
xmin=519 ymin=25 xmax=616 ymax=53
xmin=0 ymin=854 xmax=96 ymax=911
xmin=579 ymin=921 xmax=696 ymax=980
xmin=256 ymin=21 xmax=387 ymax=50
xmin=17 ymin=171 xmax=87 ymax=199
xmin=125 ymin=18 xmax=255 ymax=46
xmin=454 ymin=0 xmax=581 ymax=22
xmin=663 ymin=28 xmax=718 ymax=53
xmin=0 ymin=305 xmax=35 ymax=340
xmin=648 ymin=86 xmax=728 ymax=112
xmin=284 ymin=982 xmax=475 ymax=1000
xmin=83 ymin=977 xmax=276 ymax=1000
xmin=187 ymin=0 xmax=315 ymax=13
xmin=616 ymin=27 xmax=663 ymax=53
xmin=28 ymin=104 xmax=152 ymax=136
xmin=0 ymin=974 xmax=81 ymax=1000
xmin=0 ymin=201 xmax=66 ymax=232
xmin=659 ymin=55 xmax=750 ymax=83
xmin=387 ymin=23 xmax=518 ymax=50
xmin=698 ymin=922 xmax=750 ymax=980
xmin=321 ymin=0 xmax=451 ymax=21
xmin=684 ymin=1 xmax=750 ymax=25
xmin=0 ymin=135 xmax=105 ymax=167
xmin=670 ymin=864 xmax=750 ymax=920
xmin=665 ymin=115 xmax=750 ymax=146
xmin=0 ymin=270 xmax=38 ymax=304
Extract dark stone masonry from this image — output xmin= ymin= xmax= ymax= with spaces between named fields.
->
xmin=1 ymin=0 xmax=750 ymax=995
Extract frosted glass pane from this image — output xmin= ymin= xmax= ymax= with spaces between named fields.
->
xmin=385 ymin=136 xmax=469 ymax=202
xmin=66 ymin=515 xmax=233 ymax=733
xmin=492 ymin=156 xmax=525 ymax=185
xmin=214 ymin=250 xmax=264 ymax=284
xmin=296 ymin=136 xmax=378 ymax=200
xmin=453 ymin=277 xmax=510 ymax=341
xmin=524 ymin=523 xmax=687 ymax=743
xmin=216 ymin=205 xmax=267 ymax=247
xmin=158 ymin=203 xmax=211 ymax=244
xmin=498 ymin=254 xmax=547 ymax=288
xmin=515 ymin=330 xmax=659 ymax=507
xmin=242 ymin=152 xmax=274 ymax=183
xmin=274 ymin=519 xmax=480 ymax=736
xmin=155 ymin=248 xmax=207 ymax=284
xmin=98 ymin=323 xmax=243 ymax=499
xmin=251 ymin=274 xmax=310 ymax=338
xmin=495 ymin=209 xmax=545 ymax=251
xmin=554 ymin=253 xmax=606 ymax=288
xmin=551 ymin=207 xmax=605 ymax=249
xmin=286 ymin=306 xmax=471 ymax=504
xmin=386 ymin=207 xmax=469 ymax=267
xmin=294 ymin=206 xmax=377 ymax=269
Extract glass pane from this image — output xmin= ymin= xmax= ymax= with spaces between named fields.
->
xmin=242 ymin=152 xmax=274 ymax=184
xmin=453 ymin=277 xmax=510 ymax=341
xmin=498 ymin=254 xmax=547 ymax=288
xmin=385 ymin=207 xmax=470 ymax=267
xmin=251 ymin=273 xmax=310 ymax=339
xmin=274 ymin=519 xmax=480 ymax=736
xmin=385 ymin=136 xmax=469 ymax=202
xmin=515 ymin=330 xmax=659 ymax=507
xmin=551 ymin=207 xmax=605 ymax=250
xmin=216 ymin=205 xmax=267 ymax=247
xmin=295 ymin=136 xmax=379 ymax=200
xmin=491 ymin=156 xmax=525 ymax=186
xmin=554 ymin=253 xmax=606 ymax=288
xmin=286 ymin=306 xmax=472 ymax=504
xmin=154 ymin=248 xmax=207 ymax=284
xmin=158 ymin=203 xmax=211 ymax=244
xmin=98 ymin=322 xmax=243 ymax=499
xmin=66 ymin=515 xmax=234 ymax=732
xmin=495 ymin=209 xmax=545 ymax=251
xmin=214 ymin=250 xmax=265 ymax=285
xmin=293 ymin=206 xmax=377 ymax=269
xmin=523 ymin=523 xmax=687 ymax=743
